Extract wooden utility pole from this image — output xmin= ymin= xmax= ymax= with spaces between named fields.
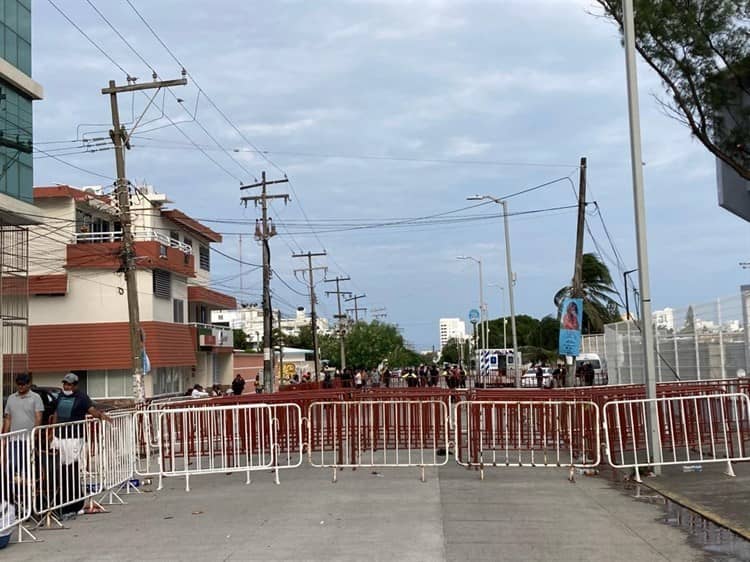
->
xmin=345 ymin=293 xmax=366 ymax=322
xmin=324 ymin=276 xmax=351 ymax=371
xmin=102 ymin=75 xmax=186 ymax=405
xmin=572 ymin=156 xmax=587 ymax=297
xmin=568 ymin=156 xmax=587 ymax=387
xmin=277 ymin=309 xmax=284 ymax=381
xmin=293 ymin=251 xmax=327 ymax=380
xmin=241 ymin=171 xmax=289 ymax=393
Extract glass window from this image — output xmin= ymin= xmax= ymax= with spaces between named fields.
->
xmin=87 ymin=373 xmax=106 ymax=399
xmin=4 ymin=2 xmax=17 ymax=31
xmin=4 ymin=30 xmax=17 ymax=67
xmin=17 ymin=4 xmax=30 ymax=43
xmin=173 ymin=298 xmax=184 ymax=323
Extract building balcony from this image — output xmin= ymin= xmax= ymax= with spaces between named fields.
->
xmin=190 ymin=322 xmax=234 ymax=350
xmin=66 ymin=235 xmax=195 ymax=277
xmin=73 ymin=229 xmax=193 ymax=254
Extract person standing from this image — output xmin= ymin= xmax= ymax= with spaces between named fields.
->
xmin=231 ymin=374 xmax=246 ymax=396
xmin=50 ymin=373 xmax=111 ymax=518
xmin=536 ymin=365 xmax=544 ymax=389
xmin=3 ymin=374 xmax=44 ymax=477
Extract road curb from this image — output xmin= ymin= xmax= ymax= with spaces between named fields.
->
xmin=642 ymin=479 xmax=750 ymax=541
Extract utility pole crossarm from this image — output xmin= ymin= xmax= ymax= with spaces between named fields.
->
xmin=240 ymin=177 xmax=289 ymax=190
xmin=101 ymin=77 xmax=187 ymax=95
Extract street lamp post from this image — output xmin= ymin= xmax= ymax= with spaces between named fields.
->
xmin=467 ymin=195 xmax=520 ymax=387
xmin=489 ymin=283 xmax=507 ymax=349
xmin=622 ymin=0 xmax=662 ymax=471
xmin=457 ymin=256 xmax=486 ymax=350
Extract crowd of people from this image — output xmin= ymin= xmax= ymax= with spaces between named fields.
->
xmin=1 ymin=372 xmax=112 ymax=548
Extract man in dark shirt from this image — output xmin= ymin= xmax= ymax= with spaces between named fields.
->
xmin=49 ymin=373 xmax=110 ymax=517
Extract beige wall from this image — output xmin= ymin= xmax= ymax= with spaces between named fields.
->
xmin=28 ymin=198 xmax=74 ymax=276
xmin=31 ymin=271 xmax=129 ymax=325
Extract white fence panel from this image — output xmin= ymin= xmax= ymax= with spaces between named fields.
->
xmin=100 ymin=413 xmax=135 ymax=497
xmin=0 ymin=430 xmax=33 ymax=535
xmin=307 ymin=400 xmax=449 ymax=480
xmin=31 ymin=418 xmax=104 ymax=519
xmin=157 ymin=404 xmax=276 ymax=491
xmin=455 ymin=401 xmax=601 ymax=478
xmin=603 ymin=393 xmax=750 ymax=481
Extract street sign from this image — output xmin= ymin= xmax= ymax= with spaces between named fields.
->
xmin=468 ymin=309 xmax=480 ymax=324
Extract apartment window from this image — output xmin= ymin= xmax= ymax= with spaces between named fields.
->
xmin=159 ymin=244 xmax=168 ymax=258
xmin=152 ymin=269 xmax=171 ymax=299
xmin=183 ymin=237 xmax=192 ymax=251
xmin=173 ymin=298 xmax=184 ymax=323
xmin=169 ymin=230 xmax=179 ymax=247
xmin=199 ymin=245 xmax=210 ymax=271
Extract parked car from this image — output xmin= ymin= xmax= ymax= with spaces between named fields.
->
xmin=521 ymin=367 xmax=553 ymax=388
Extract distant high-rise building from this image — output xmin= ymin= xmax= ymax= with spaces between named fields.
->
xmin=439 ymin=318 xmax=467 ymax=351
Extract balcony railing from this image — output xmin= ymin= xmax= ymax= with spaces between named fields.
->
xmin=73 ymin=229 xmax=193 ymax=255
xmin=190 ymin=322 xmax=233 ymax=348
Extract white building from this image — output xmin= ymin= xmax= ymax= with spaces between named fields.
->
xmin=26 ymin=184 xmax=236 ymax=398
xmin=439 ymin=318 xmax=467 ymax=351
xmin=652 ymin=308 xmax=675 ymax=332
xmin=212 ymin=305 xmax=330 ymax=346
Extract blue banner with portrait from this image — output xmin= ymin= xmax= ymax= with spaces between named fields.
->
xmin=558 ymin=297 xmax=583 ymax=356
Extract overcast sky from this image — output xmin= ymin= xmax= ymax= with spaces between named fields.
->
xmin=31 ymin=0 xmax=749 ymax=350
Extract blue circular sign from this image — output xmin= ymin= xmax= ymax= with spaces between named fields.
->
xmin=468 ymin=308 xmax=480 ymax=323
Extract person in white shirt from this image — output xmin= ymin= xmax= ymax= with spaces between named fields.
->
xmin=191 ymin=384 xmax=209 ymax=398
xmin=3 ymin=374 xmax=44 ymax=477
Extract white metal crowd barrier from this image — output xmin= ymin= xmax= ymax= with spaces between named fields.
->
xmin=0 ymin=430 xmax=33 ymax=540
xmin=454 ymin=401 xmax=601 ymax=479
xmin=306 ymin=400 xmax=450 ymax=481
xmin=99 ymin=413 xmax=137 ymax=504
xmin=31 ymin=418 xmax=104 ymax=525
xmin=156 ymin=404 xmax=287 ymax=491
xmin=603 ymin=393 xmax=750 ymax=481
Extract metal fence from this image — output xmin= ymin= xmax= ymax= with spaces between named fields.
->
xmin=582 ymin=291 xmax=750 ymax=385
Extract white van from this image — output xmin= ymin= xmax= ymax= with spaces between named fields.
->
xmin=575 ymin=353 xmax=608 ymax=386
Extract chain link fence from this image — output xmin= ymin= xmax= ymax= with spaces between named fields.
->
xmin=581 ymin=288 xmax=750 ymax=385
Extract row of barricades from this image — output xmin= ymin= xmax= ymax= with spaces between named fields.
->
xmin=133 ymin=381 xmax=750 ymax=488
xmin=0 ymin=412 xmax=136 ymax=540
xmin=3 ymin=380 xmax=750 ymax=540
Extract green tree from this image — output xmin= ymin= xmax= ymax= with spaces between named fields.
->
xmin=233 ymin=329 xmax=249 ymax=350
xmin=439 ymin=337 xmax=470 ymax=365
xmin=320 ymin=320 xmax=418 ymax=370
xmin=594 ymin=0 xmax=750 ymax=181
xmin=554 ymin=253 xmax=621 ymax=334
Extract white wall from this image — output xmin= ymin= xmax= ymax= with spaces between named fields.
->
xmin=28 ymin=198 xmax=74 ymax=276
xmin=31 ymin=271 xmax=129 ymax=324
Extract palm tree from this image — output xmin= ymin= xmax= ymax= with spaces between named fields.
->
xmin=554 ymin=253 xmax=621 ymax=334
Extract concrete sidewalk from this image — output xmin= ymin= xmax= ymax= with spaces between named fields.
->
xmin=642 ymin=461 xmax=750 ymax=540
xmin=4 ymin=463 xmax=710 ymax=561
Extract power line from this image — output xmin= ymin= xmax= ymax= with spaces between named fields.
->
xmin=46 ymin=0 xmax=129 ymax=77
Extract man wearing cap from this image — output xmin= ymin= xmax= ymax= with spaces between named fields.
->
xmin=49 ymin=373 xmax=110 ymax=518
xmin=3 ymin=374 xmax=44 ymax=476
xmin=51 ymin=373 xmax=111 ymax=425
